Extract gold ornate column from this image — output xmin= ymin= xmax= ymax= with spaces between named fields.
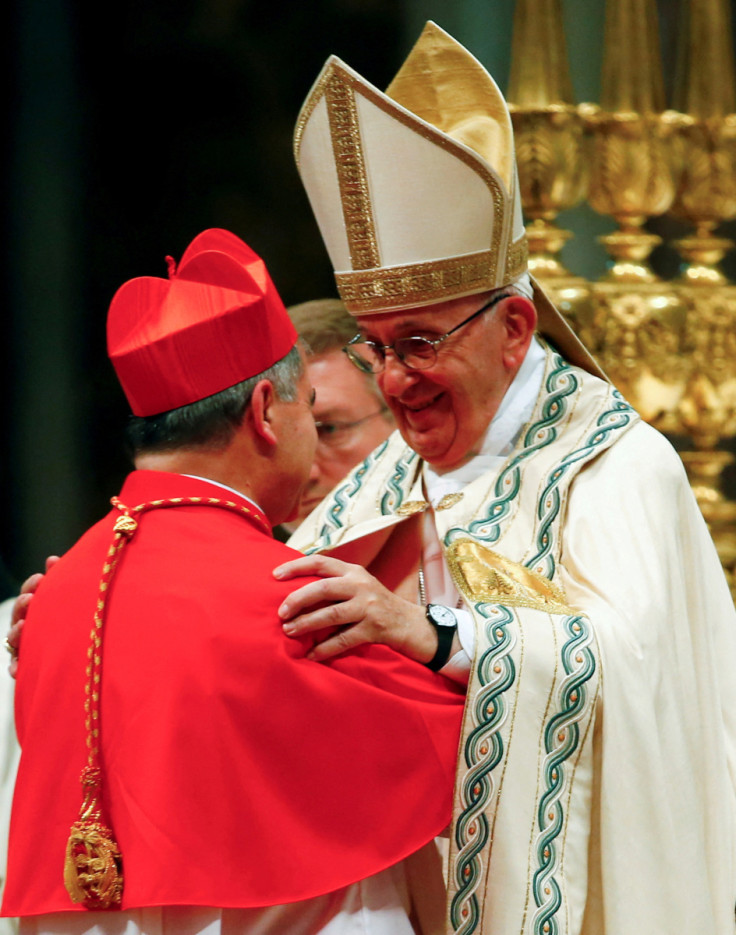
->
xmin=506 ymin=0 xmax=595 ymax=348
xmin=577 ymin=0 xmax=690 ymax=430
xmin=508 ymin=0 xmax=736 ymax=597
xmin=668 ymin=0 xmax=736 ymax=594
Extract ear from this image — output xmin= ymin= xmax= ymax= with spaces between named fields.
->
xmin=499 ymin=296 xmax=537 ymax=370
xmin=248 ymin=379 xmax=279 ymax=447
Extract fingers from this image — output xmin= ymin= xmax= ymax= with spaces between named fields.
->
xmin=19 ymin=573 xmax=44 ymax=598
xmin=278 ymin=575 xmax=358 ymax=623
xmin=11 ymin=591 xmax=34 ymax=628
xmin=282 ymin=595 xmax=359 ymax=638
xmin=306 ymin=625 xmax=366 ymax=662
xmin=6 ymin=561 xmax=54 ymax=680
xmin=273 ymin=553 xmax=350 ymax=582
xmin=5 ymin=621 xmax=22 ymax=679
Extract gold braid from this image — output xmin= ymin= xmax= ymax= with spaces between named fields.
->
xmin=64 ymin=494 xmax=269 ymax=909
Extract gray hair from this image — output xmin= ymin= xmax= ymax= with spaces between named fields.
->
xmin=125 ymin=344 xmax=303 ymax=456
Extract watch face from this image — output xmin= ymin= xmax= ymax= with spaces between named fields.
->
xmin=427 ymin=604 xmax=457 ymax=628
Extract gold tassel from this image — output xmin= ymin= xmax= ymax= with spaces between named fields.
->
xmin=62 ymin=498 xmax=265 ymax=909
xmin=64 ymin=766 xmax=123 ymax=909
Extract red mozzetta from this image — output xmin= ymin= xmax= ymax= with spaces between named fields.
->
xmin=3 ymin=472 xmax=464 ymax=916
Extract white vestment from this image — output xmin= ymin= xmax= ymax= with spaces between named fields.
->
xmin=291 ymin=341 xmax=736 ymax=935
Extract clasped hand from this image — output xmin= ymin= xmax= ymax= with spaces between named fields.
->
xmin=273 ymin=555 xmax=436 ymax=664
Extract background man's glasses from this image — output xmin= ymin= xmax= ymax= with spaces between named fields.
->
xmin=342 ymin=292 xmax=508 ymax=374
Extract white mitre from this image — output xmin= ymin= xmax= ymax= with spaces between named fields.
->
xmin=294 ymin=20 xmax=602 ymax=378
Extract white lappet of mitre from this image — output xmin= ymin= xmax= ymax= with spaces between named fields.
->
xmin=294 ymin=20 xmax=602 ymax=377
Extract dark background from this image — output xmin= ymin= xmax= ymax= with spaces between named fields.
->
xmin=4 ymin=0 xmax=736 ymax=586
xmin=4 ymin=0 xmax=407 ymax=586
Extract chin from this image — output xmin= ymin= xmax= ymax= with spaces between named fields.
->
xmin=411 ymin=436 xmax=474 ymax=472
xmin=399 ymin=429 xmax=449 ymax=465
xmin=281 ymin=506 xmax=300 ymax=526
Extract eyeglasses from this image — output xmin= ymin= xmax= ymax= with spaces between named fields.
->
xmin=315 ymin=409 xmax=388 ymax=448
xmin=342 ymin=293 xmax=508 ymax=374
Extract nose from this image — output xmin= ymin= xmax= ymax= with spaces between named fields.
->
xmin=378 ymin=351 xmax=419 ymax=398
xmin=308 ymin=456 xmax=322 ymax=482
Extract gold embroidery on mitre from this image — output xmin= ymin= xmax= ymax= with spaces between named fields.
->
xmin=436 ymin=492 xmax=464 ymax=510
xmin=351 ymin=70 xmax=508 ymax=264
xmin=324 ymin=70 xmax=380 ymax=271
xmin=336 ymin=251 xmax=498 ymax=314
xmin=446 ymin=538 xmax=574 ymax=615
xmin=505 ymin=235 xmax=528 ymax=282
xmin=396 ymin=500 xmax=430 ymax=516
xmin=293 ymin=51 xmax=523 ymax=315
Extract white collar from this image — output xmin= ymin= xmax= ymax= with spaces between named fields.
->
xmin=423 ymin=336 xmax=546 ymax=504
xmin=182 ymin=475 xmax=264 ymax=514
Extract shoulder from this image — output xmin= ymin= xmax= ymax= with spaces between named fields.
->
xmin=584 ymin=420 xmax=685 ymax=481
xmin=289 ymin=430 xmax=417 ymax=551
xmin=570 ymin=420 xmax=692 ymax=515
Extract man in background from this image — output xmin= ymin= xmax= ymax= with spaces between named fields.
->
xmin=281 ymin=298 xmax=394 ymax=534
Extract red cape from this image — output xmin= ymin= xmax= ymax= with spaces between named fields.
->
xmin=3 ymin=472 xmax=463 ymax=915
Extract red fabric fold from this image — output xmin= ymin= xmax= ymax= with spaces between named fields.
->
xmin=3 ymin=472 xmax=463 ymax=916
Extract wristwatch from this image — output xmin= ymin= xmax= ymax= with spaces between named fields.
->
xmin=425 ymin=604 xmax=458 ymax=671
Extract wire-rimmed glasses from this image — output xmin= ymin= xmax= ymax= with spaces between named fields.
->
xmin=342 ymin=293 xmax=507 ymax=374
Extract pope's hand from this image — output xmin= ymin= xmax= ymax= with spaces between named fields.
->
xmin=6 ymin=555 xmax=59 ymax=678
xmin=274 ymin=554 xmax=437 ymax=664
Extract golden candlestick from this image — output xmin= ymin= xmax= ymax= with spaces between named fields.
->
xmin=507 ymin=0 xmax=736 ymax=595
xmin=585 ymin=0 xmax=677 ymax=276
xmin=666 ymin=0 xmax=736 ymax=595
xmin=580 ymin=0 xmax=690 ymax=429
xmin=506 ymin=0 xmax=595 ymax=347
xmin=669 ymin=0 xmax=736 ymax=280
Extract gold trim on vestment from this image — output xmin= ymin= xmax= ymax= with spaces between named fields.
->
xmin=436 ymin=492 xmax=464 ymax=510
xmin=324 ymin=73 xmax=380 ymax=271
xmin=396 ymin=500 xmax=430 ymax=516
xmin=446 ymin=538 xmax=574 ymax=615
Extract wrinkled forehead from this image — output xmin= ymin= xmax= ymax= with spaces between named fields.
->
xmin=356 ymin=290 xmax=497 ymax=339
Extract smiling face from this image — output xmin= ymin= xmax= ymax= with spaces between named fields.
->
xmin=356 ymin=292 xmax=536 ymax=471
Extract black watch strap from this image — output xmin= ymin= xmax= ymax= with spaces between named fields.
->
xmin=425 ymin=605 xmax=457 ymax=671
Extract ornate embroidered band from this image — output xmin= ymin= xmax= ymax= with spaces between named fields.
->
xmin=64 ymin=495 xmax=269 ymax=910
xmin=324 ymin=73 xmax=380 ymax=271
xmin=335 ymin=241 xmax=528 ymax=314
xmin=446 ymin=537 xmax=574 ymax=615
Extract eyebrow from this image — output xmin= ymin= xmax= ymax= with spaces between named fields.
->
xmin=313 ymin=405 xmax=353 ymax=421
xmin=358 ymin=320 xmax=443 ymax=340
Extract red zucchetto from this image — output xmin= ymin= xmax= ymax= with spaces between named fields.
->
xmin=107 ymin=229 xmax=297 ymax=416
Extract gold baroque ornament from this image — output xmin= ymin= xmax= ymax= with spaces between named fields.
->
xmin=676 ymin=288 xmax=736 ymax=447
xmin=590 ymin=283 xmax=690 ymax=429
xmin=436 ymin=492 xmax=464 ymax=511
xmin=446 ymin=538 xmax=574 ymax=615
xmin=396 ymin=500 xmax=429 ymax=517
xmin=64 ymin=767 xmax=123 ymax=909
xmin=510 ymin=105 xmax=590 ymax=222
